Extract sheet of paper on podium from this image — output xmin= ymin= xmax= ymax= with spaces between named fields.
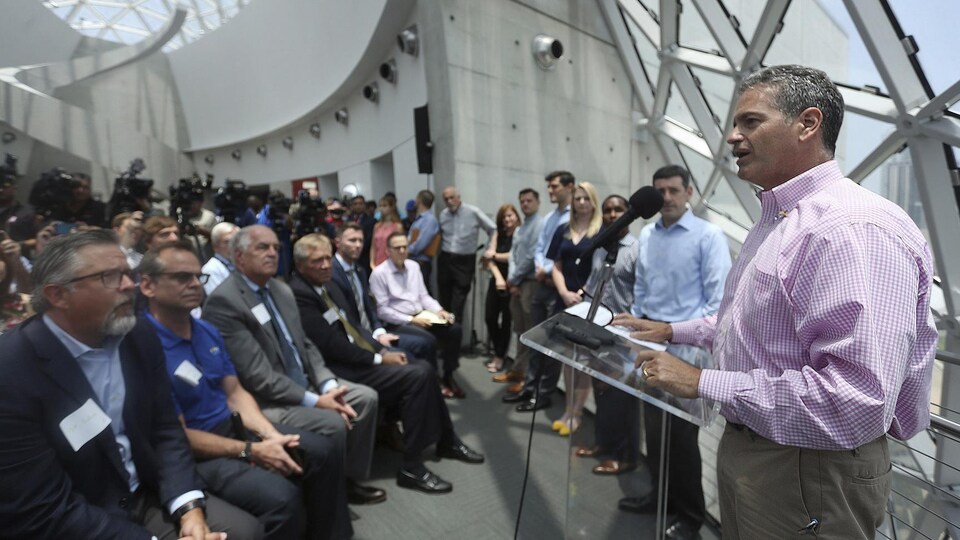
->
xmin=522 ymin=308 xmax=719 ymax=427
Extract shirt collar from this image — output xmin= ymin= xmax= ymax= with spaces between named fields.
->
xmin=656 ymin=208 xmax=694 ymax=231
xmin=759 ymin=160 xmax=843 ymax=222
xmin=144 ymin=311 xmax=190 ymax=348
xmin=335 ymin=253 xmax=354 ymax=272
xmin=42 ymin=314 xmax=122 ymax=359
xmin=240 ymin=273 xmax=267 ymax=294
xmin=619 ymin=233 xmax=638 ymax=247
xmin=387 ymin=258 xmax=406 ymax=273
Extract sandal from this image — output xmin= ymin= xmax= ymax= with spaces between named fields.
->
xmin=485 ymin=357 xmax=504 ymax=373
xmin=440 ymin=383 xmax=456 ymax=399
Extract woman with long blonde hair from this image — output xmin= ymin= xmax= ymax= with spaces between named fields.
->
xmin=545 ymin=182 xmax=601 ymax=436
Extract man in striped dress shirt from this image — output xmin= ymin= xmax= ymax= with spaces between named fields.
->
xmin=620 ymin=65 xmax=937 ymax=538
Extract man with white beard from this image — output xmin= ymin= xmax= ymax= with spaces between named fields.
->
xmin=0 ymin=230 xmax=257 ymax=539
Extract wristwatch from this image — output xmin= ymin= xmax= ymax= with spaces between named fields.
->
xmin=173 ymin=498 xmax=206 ymax=521
xmin=238 ymin=440 xmax=252 ymax=462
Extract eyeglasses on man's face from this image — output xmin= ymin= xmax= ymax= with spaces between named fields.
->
xmin=151 ymin=272 xmax=210 ymax=285
xmin=64 ymin=268 xmax=136 ymax=289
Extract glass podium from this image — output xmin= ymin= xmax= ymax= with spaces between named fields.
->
xmin=520 ymin=311 xmax=719 ymax=539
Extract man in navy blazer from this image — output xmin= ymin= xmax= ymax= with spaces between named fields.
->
xmin=0 ymin=230 xmax=257 ymax=540
xmin=330 ymin=223 xmax=433 ymax=364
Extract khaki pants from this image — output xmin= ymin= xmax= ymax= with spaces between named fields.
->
xmin=717 ymin=423 xmax=890 ymax=539
xmin=509 ymin=279 xmax=537 ymax=373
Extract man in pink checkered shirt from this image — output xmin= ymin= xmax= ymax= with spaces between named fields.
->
xmin=616 ymin=65 xmax=937 ymax=539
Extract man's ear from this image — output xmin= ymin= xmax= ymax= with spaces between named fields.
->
xmin=43 ymin=283 xmax=70 ymax=310
xmin=797 ymin=106 xmax=823 ymax=144
xmin=138 ymin=276 xmax=155 ymax=299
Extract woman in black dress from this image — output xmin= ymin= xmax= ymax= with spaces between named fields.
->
xmin=482 ymin=203 xmax=520 ymax=373
xmin=547 ymin=182 xmax=602 ymax=436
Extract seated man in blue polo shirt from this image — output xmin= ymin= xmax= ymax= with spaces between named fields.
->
xmin=138 ymin=240 xmax=352 ymax=540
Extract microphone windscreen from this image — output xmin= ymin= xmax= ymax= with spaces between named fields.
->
xmin=630 ymin=185 xmax=664 ymax=219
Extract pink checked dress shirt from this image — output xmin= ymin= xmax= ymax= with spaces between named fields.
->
xmin=672 ymin=160 xmax=937 ymax=450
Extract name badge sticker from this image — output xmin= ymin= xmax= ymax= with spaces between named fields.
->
xmin=251 ymin=303 xmax=271 ymax=325
xmin=323 ymin=309 xmax=339 ymax=325
xmin=59 ymin=398 xmax=112 ymax=452
xmin=174 ymin=360 xmax=203 ymax=387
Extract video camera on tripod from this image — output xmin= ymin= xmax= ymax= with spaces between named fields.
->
xmin=292 ymin=189 xmax=328 ymax=238
xmin=107 ymin=158 xmax=154 ymax=217
xmin=169 ymin=174 xmax=214 ymax=235
xmin=28 ymin=166 xmax=78 ymax=221
xmin=213 ymin=179 xmax=250 ymax=224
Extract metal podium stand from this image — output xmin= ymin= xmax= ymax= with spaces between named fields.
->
xmin=520 ymin=311 xmax=718 ymax=539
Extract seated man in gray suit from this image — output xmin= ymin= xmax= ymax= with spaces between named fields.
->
xmin=203 ymin=225 xmax=386 ymax=506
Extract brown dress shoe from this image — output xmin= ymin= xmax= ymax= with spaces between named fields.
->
xmin=505 ymin=381 xmax=525 ymax=394
xmin=592 ymin=460 xmax=637 ymax=475
xmin=575 ymin=446 xmax=599 ymax=458
xmin=493 ymin=370 xmax=525 ymax=383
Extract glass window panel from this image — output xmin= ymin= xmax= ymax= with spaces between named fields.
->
xmin=834 ymin=111 xmax=898 ymax=181
xmin=665 ymin=82 xmax=698 ymax=133
xmin=720 ymin=0 xmax=769 ymax=45
xmin=703 ymin=173 xmax=753 ymax=229
xmin=624 ymin=11 xmax=659 ymax=99
xmin=767 ymin=1 xmax=882 ymax=94
xmin=679 ymin=0 xmax=723 ymax=55
xmin=886 ymin=0 xmax=960 ymax=100
xmin=689 ymin=66 xmax=733 ymax=128
xmin=676 ymin=143 xmax=711 ymax=196
xmin=44 ymin=0 xmax=250 ymax=51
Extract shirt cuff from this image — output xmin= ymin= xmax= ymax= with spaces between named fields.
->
xmin=373 ymin=353 xmax=383 ymax=365
xmin=319 ymin=379 xmax=339 ymax=395
xmin=697 ymin=369 xmax=753 ymax=422
xmin=301 ymin=391 xmax=320 ymax=408
xmin=372 ymin=328 xmax=386 ymax=339
xmin=670 ymin=320 xmax=700 ymax=345
xmin=167 ymin=490 xmax=205 ymax=516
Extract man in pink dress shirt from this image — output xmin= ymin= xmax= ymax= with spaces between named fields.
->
xmin=616 ymin=65 xmax=936 ymax=538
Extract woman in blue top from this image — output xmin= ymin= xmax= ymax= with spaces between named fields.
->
xmin=546 ymin=181 xmax=602 ymax=436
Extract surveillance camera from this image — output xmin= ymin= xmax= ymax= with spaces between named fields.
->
xmin=397 ymin=25 xmax=418 ymax=57
xmin=363 ymin=82 xmax=379 ymax=103
xmin=380 ymin=59 xmax=397 ymax=84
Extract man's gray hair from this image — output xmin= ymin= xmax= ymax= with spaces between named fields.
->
xmin=211 ymin=222 xmax=239 ymax=246
xmin=739 ymin=64 xmax=844 ymax=155
xmin=230 ymin=225 xmax=266 ymax=255
xmin=31 ymin=229 xmax=120 ymax=313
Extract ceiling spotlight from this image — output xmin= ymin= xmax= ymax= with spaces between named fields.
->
xmin=335 ymin=108 xmax=349 ymax=125
xmin=282 ymin=137 xmax=294 ymax=149
xmin=363 ymin=82 xmax=379 ymax=103
xmin=397 ymin=25 xmax=418 ymax=57
xmin=231 ymin=149 xmax=241 ymax=160
xmin=204 ymin=154 xmax=214 ymax=165
xmin=380 ymin=59 xmax=397 ymax=84
xmin=1 ymin=132 xmax=15 ymax=144
xmin=257 ymin=144 xmax=268 ymax=157
xmin=309 ymin=123 xmax=321 ymax=138
xmin=532 ymin=34 xmax=564 ymax=70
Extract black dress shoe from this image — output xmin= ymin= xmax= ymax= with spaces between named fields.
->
xmin=515 ymin=395 xmax=551 ymax=412
xmin=502 ymin=389 xmax=532 ymax=403
xmin=664 ymin=519 xmax=701 ymax=540
xmin=436 ymin=442 xmax=485 ymax=464
xmin=396 ymin=467 xmax=453 ymax=494
xmin=617 ymin=494 xmax=656 ymax=514
xmin=346 ymin=479 xmax=387 ymax=505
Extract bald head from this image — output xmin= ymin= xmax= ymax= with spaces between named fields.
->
xmin=442 ymin=187 xmax=461 ymax=212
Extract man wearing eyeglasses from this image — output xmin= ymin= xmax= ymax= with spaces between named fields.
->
xmin=139 ymin=240 xmax=352 ymax=539
xmin=0 ymin=230 xmax=252 ymax=539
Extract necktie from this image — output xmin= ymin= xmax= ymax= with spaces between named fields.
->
xmin=256 ymin=288 xmax=310 ymax=388
xmin=347 ymin=268 xmax=372 ymax=331
xmin=319 ymin=288 xmax=377 ymax=353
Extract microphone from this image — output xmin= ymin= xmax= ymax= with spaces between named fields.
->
xmin=576 ymin=185 xmax=663 ymax=264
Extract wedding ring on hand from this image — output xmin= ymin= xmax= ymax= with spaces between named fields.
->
xmin=641 ymin=363 xmax=650 ymax=379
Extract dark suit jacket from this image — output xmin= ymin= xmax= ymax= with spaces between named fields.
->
xmin=331 ymin=257 xmax=383 ymax=331
xmin=0 ymin=316 xmax=202 ymax=539
xmin=290 ymin=272 xmax=381 ymax=369
xmin=203 ymin=273 xmax=338 ymax=409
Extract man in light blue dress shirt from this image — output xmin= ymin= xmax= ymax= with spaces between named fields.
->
xmin=407 ymin=189 xmax=440 ymax=292
xmin=615 ymin=165 xmax=731 ymax=540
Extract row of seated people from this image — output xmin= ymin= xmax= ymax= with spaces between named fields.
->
xmin=0 ymin=226 xmax=483 ymax=539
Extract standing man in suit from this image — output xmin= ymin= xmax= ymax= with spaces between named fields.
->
xmin=203 ymin=225 xmax=385 ymax=507
xmin=346 ymin=195 xmax=375 ymax=273
xmin=141 ymin=240 xmax=352 ymax=539
xmin=330 ymin=223 xmax=433 ymax=363
xmin=290 ymin=233 xmax=484 ymax=494
xmin=0 ymin=230 xmax=257 ymax=539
